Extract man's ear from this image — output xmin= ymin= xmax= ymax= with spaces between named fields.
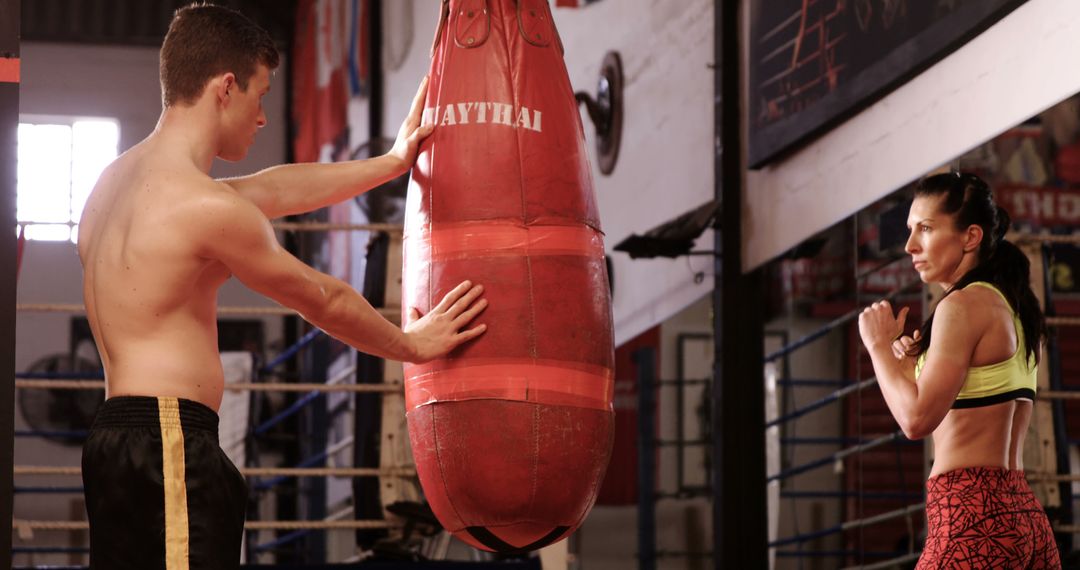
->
xmin=215 ymin=72 xmax=237 ymax=106
xmin=964 ymin=224 xmax=984 ymax=254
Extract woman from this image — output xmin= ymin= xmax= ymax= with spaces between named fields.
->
xmin=858 ymin=172 xmax=1060 ymax=568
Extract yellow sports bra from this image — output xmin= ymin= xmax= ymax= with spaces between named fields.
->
xmin=915 ymin=281 xmax=1037 ymax=409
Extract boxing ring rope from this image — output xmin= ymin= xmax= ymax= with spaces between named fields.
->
xmin=11 ymin=223 xmax=423 ymax=563
xmin=14 ymin=378 xmax=400 ymax=393
xmin=13 ymin=486 xmax=83 ymax=494
xmin=12 ymin=519 xmax=398 ymax=532
xmin=12 ymin=315 xmax=409 ymax=558
xmin=14 ymin=465 xmax=414 ymax=478
xmin=260 ymin=327 xmax=323 ymax=372
xmin=769 ymin=503 xmax=926 ymax=548
xmin=14 ymin=429 xmax=87 ymax=438
xmin=766 ymin=377 xmax=879 ymax=428
xmin=764 ymin=278 xmax=924 ymax=363
xmin=16 ymin=302 xmax=400 ymax=320
xmin=765 ymin=378 xmax=1080 ymax=433
xmin=1015 ymin=232 xmax=1080 ymax=246
xmin=15 ymin=219 xmax=402 ymax=234
xmin=1047 ymin=316 xmax=1080 ymax=327
xmin=780 ymin=490 xmax=922 ymax=501
xmin=762 ymin=256 xmax=928 ymax=563
xmin=1038 ymin=390 xmax=1080 ymax=400
xmin=777 ymin=378 xmax=851 ymax=387
xmin=774 ymin=232 xmax=1080 ymax=565
xmin=271 ymin=221 xmax=402 ymax=233
xmin=249 ymin=362 xmax=364 ymax=437
xmin=766 ymin=429 xmax=905 ymax=483
xmin=765 ymin=373 xmax=924 ymax=560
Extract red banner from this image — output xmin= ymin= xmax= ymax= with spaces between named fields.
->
xmin=595 ymin=327 xmax=660 ymax=505
xmin=996 ymin=184 xmax=1080 ymax=227
xmin=293 ymin=0 xmax=355 ymax=163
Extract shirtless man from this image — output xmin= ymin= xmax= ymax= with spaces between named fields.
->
xmin=77 ymin=5 xmax=486 ymax=569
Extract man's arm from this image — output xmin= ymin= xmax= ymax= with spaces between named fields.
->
xmin=222 ymin=77 xmax=433 ymax=219
xmin=187 ymin=182 xmax=486 ymax=362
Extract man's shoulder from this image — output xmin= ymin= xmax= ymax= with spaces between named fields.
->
xmin=168 ymin=175 xmax=265 ymax=231
xmin=143 ymin=164 xmax=243 ymax=211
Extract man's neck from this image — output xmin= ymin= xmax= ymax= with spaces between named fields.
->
xmin=154 ymin=104 xmax=220 ymax=174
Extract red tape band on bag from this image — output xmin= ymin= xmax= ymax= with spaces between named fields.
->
xmin=405 ymin=223 xmax=605 ymax=262
xmin=405 ymin=359 xmax=613 ymax=412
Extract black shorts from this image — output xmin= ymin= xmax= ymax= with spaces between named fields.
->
xmin=82 ymin=396 xmax=248 ymax=570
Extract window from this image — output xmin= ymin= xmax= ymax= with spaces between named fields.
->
xmin=17 ymin=117 xmax=119 ymax=242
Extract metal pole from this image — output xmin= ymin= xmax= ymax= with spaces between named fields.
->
xmin=1041 ymin=243 xmax=1073 ymax=550
xmin=636 ymin=347 xmax=657 ymax=570
xmin=0 ymin=1 xmax=19 ymax=564
xmin=715 ymin=0 xmax=767 ymax=567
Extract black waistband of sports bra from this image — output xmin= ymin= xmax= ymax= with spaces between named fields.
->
xmin=952 ymin=388 xmax=1036 ymax=410
xmin=91 ymin=396 xmax=219 ymax=433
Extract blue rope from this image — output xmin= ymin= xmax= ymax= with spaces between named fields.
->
xmin=252 ymin=529 xmax=310 ymax=553
xmin=253 ymin=390 xmax=323 ymax=436
xmin=253 ymin=449 xmax=331 ymax=492
xmin=259 ymin=329 xmax=323 ymax=375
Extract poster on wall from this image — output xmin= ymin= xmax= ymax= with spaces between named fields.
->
xmin=748 ymin=0 xmax=1027 ymax=167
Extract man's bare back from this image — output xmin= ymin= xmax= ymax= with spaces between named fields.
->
xmin=79 ymin=141 xmax=238 ymax=410
xmin=78 ymin=69 xmax=483 ymax=414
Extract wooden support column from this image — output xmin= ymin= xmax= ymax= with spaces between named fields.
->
xmin=0 ymin=0 xmax=19 ymax=562
xmin=713 ymin=0 xmax=767 ymax=567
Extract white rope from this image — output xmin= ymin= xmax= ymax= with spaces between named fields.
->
xmin=12 ymin=519 xmax=398 ymax=531
xmin=15 ymin=466 xmax=416 ymax=478
xmin=14 ymin=379 xmax=402 ymax=393
xmin=272 ymin=221 xmax=402 ymax=233
xmin=1047 ymin=316 xmax=1080 ymax=327
xmin=16 ymin=220 xmax=402 ymax=234
xmin=1014 ymin=233 xmax=1080 ymax=246
xmin=17 ymin=303 xmax=400 ymax=319
xmin=1026 ymin=473 xmax=1080 ymax=483
xmin=1039 ymin=391 xmax=1080 ymax=401
xmin=1053 ymin=524 xmax=1080 ymax=533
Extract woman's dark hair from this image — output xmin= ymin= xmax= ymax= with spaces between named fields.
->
xmin=909 ymin=172 xmax=1045 ymax=365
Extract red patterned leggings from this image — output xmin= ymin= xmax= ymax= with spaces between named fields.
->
xmin=918 ymin=467 xmax=1060 ymax=569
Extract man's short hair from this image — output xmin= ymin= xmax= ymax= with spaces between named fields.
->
xmin=159 ymin=2 xmax=280 ymax=108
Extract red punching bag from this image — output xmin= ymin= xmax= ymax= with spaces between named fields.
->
xmin=403 ymin=0 xmax=615 ymax=553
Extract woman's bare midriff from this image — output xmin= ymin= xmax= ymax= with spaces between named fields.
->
xmin=929 ymin=399 xmax=1032 ymax=477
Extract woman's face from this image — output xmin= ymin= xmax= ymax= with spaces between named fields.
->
xmin=905 ymin=194 xmax=978 ymax=287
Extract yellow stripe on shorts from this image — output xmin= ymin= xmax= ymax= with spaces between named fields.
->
xmin=158 ymin=397 xmax=190 ymax=570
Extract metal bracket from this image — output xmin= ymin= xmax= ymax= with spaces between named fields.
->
xmin=575 ymin=51 xmax=623 ymax=176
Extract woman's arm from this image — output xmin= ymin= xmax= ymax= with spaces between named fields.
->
xmin=859 ymin=295 xmax=978 ymax=439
